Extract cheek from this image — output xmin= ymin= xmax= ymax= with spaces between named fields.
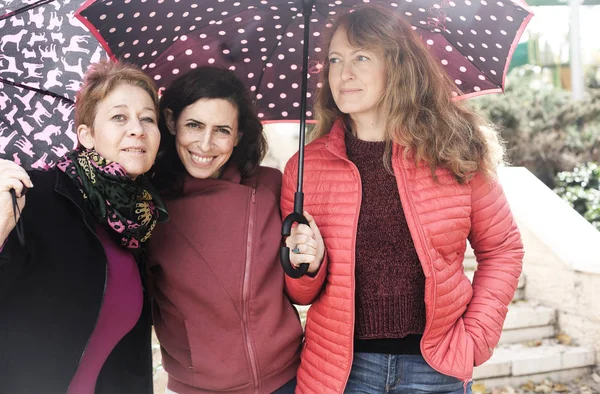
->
xmin=328 ymin=70 xmax=337 ymax=86
xmin=220 ymin=140 xmax=236 ymax=158
xmin=175 ymin=132 xmax=195 ymax=148
xmin=149 ymin=128 xmax=161 ymax=149
xmin=92 ymin=135 xmax=114 ymax=155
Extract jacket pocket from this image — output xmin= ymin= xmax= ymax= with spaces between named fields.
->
xmin=183 ymin=319 xmax=250 ymax=390
xmin=466 ymin=323 xmax=495 ymax=367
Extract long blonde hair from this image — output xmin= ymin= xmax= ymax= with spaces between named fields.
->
xmin=312 ymin=5 xmax=504 ymax=183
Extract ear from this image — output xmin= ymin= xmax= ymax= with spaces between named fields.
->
xmin=164 ymin=109 xmax=176 ymax=136
xmin=77 ymin=124 xmax=94 ymax=150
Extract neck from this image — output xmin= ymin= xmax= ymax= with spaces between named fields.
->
xmin=349 ymin=112 xmax=386 ymax=142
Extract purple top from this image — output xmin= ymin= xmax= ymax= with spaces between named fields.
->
xmin=67 ymin=227 xmax=144 ymax=394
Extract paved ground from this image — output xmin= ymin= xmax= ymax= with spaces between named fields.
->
xmin=473 ymin=371 xmax=600 ymax=394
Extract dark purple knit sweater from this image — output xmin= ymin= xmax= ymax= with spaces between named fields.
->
xmin=345 ymin=131 xmax=426 ymax=354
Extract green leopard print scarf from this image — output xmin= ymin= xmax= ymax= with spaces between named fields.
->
xmin=57 ymin=148 xmax=168 ymax=249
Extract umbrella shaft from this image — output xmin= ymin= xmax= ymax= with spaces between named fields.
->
xmin=296 ymin=0 xmax=314 ymax=204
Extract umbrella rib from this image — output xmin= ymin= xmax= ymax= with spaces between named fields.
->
xmin=0 ymin=77 xmax=74 ymax=105
xmin=0 ymin=0 xmax=56 ymax=22
xmin=254 ymin=14 xmax=299 ymax=104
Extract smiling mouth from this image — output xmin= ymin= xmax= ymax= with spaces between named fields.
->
xmin=122 ymin=148 xmax=146 ymax=153
xmin=190 ymin=152 xmax=214 ymax=164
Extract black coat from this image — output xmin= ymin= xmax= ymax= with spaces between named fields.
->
xmin=0 ymin=169 xmax=153 ymax=394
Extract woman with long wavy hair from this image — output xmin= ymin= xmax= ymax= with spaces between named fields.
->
xmin=281 ymin=5 xmax=524 ymax=393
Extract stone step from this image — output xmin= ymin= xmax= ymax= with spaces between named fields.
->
xmin=503 ymin=302 xmax=554 ymax=330
xmin=473 ymin=339 xmax=596 ymax=389
xmin=499 ymin=302 xmax=555 ymax=344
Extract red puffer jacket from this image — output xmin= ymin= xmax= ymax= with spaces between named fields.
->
xmin=281 ymin=120 xmax=524 ymax=393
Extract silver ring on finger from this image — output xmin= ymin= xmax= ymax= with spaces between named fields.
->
xmin=292 ymin=244 xmax=300 ymax=254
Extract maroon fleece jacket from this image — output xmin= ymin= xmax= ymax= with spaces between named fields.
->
xmin=149 ymin=164 xmax=302 ymax=394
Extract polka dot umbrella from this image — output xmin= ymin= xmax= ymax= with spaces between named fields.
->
xmin=76 ymin=0 xmax=533 ymax=277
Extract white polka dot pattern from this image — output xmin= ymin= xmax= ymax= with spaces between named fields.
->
xmin=78 ymin=0 xmax=532 ymax=120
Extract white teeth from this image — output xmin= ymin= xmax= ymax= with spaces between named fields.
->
xmin=191 ymin=153 xmax=213 ymax=164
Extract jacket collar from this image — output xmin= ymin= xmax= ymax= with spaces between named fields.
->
xmin=54 ymin=168 xmax=98 ymax=228
xmin=182 ymin=161 xmax=243 ymax=195
xmin=54 ymin=168 xmax=86 ymax=208
xmin=326 ymin=119 xmax=350 ymax=160
xmin=325 ymin=118 xmax=415 ymax=167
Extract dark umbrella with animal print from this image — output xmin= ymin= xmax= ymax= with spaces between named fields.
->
xmin=0 ymin=0 xmax=104 ymax=170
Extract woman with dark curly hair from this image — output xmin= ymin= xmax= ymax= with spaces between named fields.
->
xmin=149 ymin=66 xmax=302 ymax=394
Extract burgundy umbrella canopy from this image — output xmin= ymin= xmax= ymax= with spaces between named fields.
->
xmin=76 ymin=0 xmax=533 ymax=277
xmin=77 ymin=0 xmax=533 ymax=120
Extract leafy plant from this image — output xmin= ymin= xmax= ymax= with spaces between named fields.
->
xmin=554 ymin=162 xmax=600 ymax=230
xmin=469 ymin=65 xmax=600 ymax=188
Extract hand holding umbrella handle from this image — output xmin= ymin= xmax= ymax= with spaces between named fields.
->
xmin=280 ymin=211 xmax=310 ymax=278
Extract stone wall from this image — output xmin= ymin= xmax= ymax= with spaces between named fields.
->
xmin=499 ymin=167 xmax=600 ymax=367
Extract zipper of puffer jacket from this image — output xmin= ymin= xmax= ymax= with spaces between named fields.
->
xmin=56 ymin=188 xmax=108 ymax=394
xmin=242 ymin=188 xmax=260 ymax=393
xmin=397 ymin=162 xmax=471 ymax=386
xmin=326 ymin=143 xmax=362 ymax=390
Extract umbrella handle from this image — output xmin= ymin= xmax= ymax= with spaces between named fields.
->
xmin=280 ymin=212 xmax=310 ymax=278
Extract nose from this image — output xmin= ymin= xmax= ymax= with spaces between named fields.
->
xmin=198 ymin=129 xmax=213 ymax=151
xmin=128 ymin=119 xmax=145 ymax=137
xmin=340 ymin=62 xmax=355 ymax=81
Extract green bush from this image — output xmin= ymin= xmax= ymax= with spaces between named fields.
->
xmin=469 ymin=66 xmax=600 ymax=188
xmin=554 ymin=162 xmax=600 ymax=230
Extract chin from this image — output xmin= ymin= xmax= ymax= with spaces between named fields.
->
xmin=123 ymin=167 xmax=148 ymax=179
xmin=186 ymin=167 xmax=213 ymax=180
xmin=337 ymin=104 xmax=360 ymax=115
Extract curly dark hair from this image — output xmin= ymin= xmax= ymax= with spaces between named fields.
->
xmin=151 ymin=66 xmax=267 ymax=196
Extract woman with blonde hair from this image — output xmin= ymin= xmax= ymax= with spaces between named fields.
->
xmin=282 ymin=5 xmax=524 ymax=393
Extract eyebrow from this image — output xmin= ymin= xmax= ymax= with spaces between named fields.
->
xmin=109 ymin=104 xmax=155 ymax=113
xmin=185 ymin=118 xmax=233 ymax=130
xmin=328 ymin=49 xmax=368 ymax=57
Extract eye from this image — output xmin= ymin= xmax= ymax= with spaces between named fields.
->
xmin=328 ymin=57 xmax=340 ymax=64
xmin=356 ymin=55 xmax=369 ymax=62
xmin=185 ymin=122 xmax=200 ymax=129
xmin=112 ymin=114 xmax=126 ymax=122
xmin=217 ymin=128 xmax=231 ymax=135
xmin=141 ymin=117 xmax=156 ymax=124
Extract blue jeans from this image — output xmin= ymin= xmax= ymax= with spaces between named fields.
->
xmin=345 ymin=353 xmax=472 ymax=394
